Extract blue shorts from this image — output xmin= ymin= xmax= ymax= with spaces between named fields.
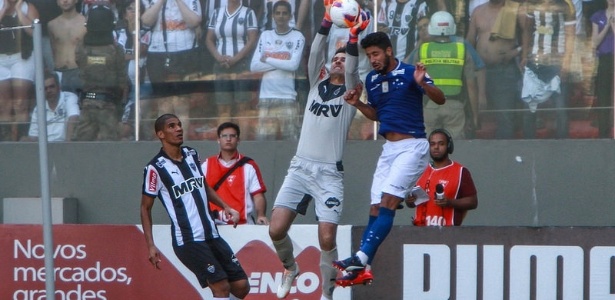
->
xmin=173 ymin=238 xmax=247 ymax=288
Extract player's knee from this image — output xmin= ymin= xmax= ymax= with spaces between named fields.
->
xmin=209 ymin=279 xmax=231 ymax=297
xmin=230 ymin=280 xmax=250 ymax=299
xmin=268 ymin=225 xmax=284 ymax=241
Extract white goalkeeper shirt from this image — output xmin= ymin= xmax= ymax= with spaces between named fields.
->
xmin=295 ymin=31 xmax=359 ymax=164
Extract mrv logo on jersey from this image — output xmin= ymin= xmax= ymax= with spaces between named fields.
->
xmin=172 ymin=177 xmax=205 ymax=198
xmin=403 ymin=244 xmax=615 ymax=299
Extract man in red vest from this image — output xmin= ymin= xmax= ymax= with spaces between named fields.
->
xmin=202 ymin=122 xmax=269 ymax=225
xmin=406 ymin=128 xmax=478 ymax=226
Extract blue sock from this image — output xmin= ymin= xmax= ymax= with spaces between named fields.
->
xmin=360 ymin=215 xmax=378 ymax=248
xmin=360 ymin=207 xmax=395 ymax=260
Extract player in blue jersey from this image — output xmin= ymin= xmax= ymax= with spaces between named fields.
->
xmin=267 ymin=3 xmax=370 ymax=299
xmin=140 ymin=114 xmax=249 ymax=300
xmin=334 ymin=31 xmax=445 ymax=287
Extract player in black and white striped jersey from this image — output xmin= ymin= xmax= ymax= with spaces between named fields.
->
xmin=140 ymin=114 xmax=249 ymax=299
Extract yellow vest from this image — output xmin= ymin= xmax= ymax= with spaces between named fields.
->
xmin=419 ymin=42 xmax=465 ymax=96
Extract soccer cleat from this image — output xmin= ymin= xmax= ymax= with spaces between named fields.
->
xmin=276 ymin=263 xmax=300 ymax=299
xmin=332 ymin=255 xmax=365 ymax=272
xmin=335 ymin=269 xmax=374 ymax=287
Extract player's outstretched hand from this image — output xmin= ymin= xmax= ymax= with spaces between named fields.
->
xmin=414 ymin=62 xmax=426 ymax=84
xmin=349 ymin=11 xmax=370 ymax=41
xmin=324 ymin=0 xmax=334 ymax=22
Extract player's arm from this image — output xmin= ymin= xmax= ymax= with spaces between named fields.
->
xmin=205 ymin=184 xmax=240 ymax=227
xmin=308 ymin=0 xmax=335 ymax=86
xmin=140 ymin=194 xmax=162 ymax=269
xmin=252 ymin=193 xmax=269 ymax=225
xmin=415 ymin=62 xmax=446 ymax=105
xmin=345 ymin=11 xmax=370 ymax=90
xmin=344 ymin=84 xmax=378 ymax=121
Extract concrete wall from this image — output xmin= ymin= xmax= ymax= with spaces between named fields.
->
xmin=1 ymin=139 xmax=614 ymax=226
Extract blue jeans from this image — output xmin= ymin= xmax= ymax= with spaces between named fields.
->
xmin=486 ymin=63 xmax=521 ymax=139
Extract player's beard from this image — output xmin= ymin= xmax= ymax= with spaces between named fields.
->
xmin=378 ymin=54 xmax=392 ymax=75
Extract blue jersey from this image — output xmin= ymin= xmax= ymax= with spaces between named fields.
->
xmin=365 ymin=59 xmax=433 ymax=138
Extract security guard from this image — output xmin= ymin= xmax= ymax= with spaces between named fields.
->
xmin=408 ymin=11 xmax=486 ymax=139
xmin=73 ymin=5 xmax=127 ymax=141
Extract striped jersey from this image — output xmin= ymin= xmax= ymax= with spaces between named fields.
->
xmin=208 ymin=5 xmax=258 ymax=57
xmin=377 ymin=0 xmax=428 ymax=60
xmin=526 ymin=1 xmax=576 ymax=62
xmin=142 ymin=146 xmax=219 ymax=246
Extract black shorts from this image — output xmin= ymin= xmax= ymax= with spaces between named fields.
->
xmin=173 ymin=238 xmax=247 ymax=288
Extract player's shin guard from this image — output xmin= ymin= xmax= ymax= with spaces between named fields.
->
xmin=273 ymin=235 xmax=296 ymax=270
xmin=320 ymin=247 xmax=338 ymax=299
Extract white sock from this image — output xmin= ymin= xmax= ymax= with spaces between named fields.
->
xmin=356 ymin=251 xmax=368 ymax=265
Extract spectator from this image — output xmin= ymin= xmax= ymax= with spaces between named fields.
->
xmin=407 ymin=11 xmax=486 ymax=139
xmin=414 ymin=15 xmax=431 ymax=49
xmin=521 ymin=0 xmax=576 ymax=139
xmin=141 ymin=0 xmax=202 ymax=136
xmin=376 ymin=0 xmax=429 ymax=61
xmin=115 ymin=0 xmax=152 ymax=140
xmin=406 ymin=129 xmax=478 ymax=226
xmin=28 ymin=0 xmax=61 ymax=71
xmin=205 ymin=0 xmax=258 ymax=127
xmin=22 ymin=71 xmax=80 ymax=142
xmin=262 ymin=0 xmax=309 ymax=31
xmin=48 ymin=0 xmax=86 ymax=95
xmin=199 ymin=0 xmax=263 ymax=75
xmin=466 ymin=0 xmax=529 ymax=139
xmin=202 ymin=122 xmax=269 ymax=225
xmin=0 ymin=0 xmax=39 ymax=141
xmin=73 ymin=5 xmax=127 ymax=141
xmin=590 ymin=0 xmax=613 ymax=138
xmin=250 ymin=1 xmax=304 ymax=140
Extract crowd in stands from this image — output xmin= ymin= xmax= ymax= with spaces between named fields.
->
xmin=0 ymin=0 xmax=611 ymax=142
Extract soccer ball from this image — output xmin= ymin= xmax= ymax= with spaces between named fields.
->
xmin=330 ymin=0 xmax=361 ymax=28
